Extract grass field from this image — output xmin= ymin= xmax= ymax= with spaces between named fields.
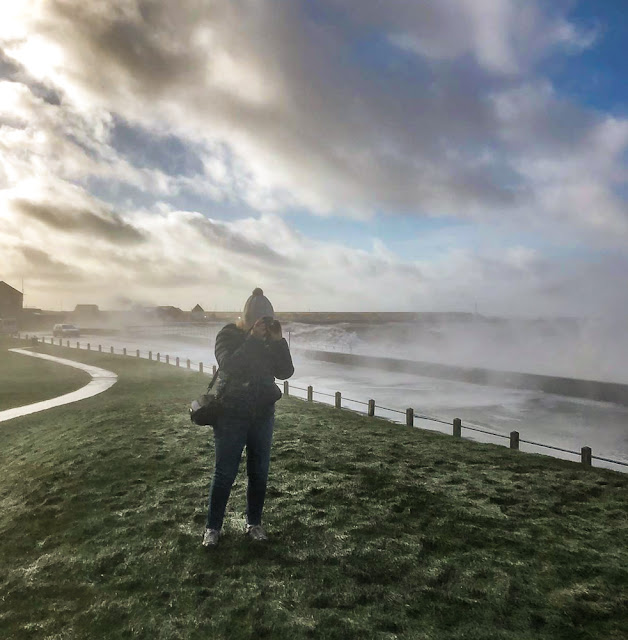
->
xmin=1 ymin=338 xmax=627 ymax=639
xmin=0 ymin=338 xmax=91 ymax=410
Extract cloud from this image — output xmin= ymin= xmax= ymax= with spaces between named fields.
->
xmin=189 ymin=216 xmax=291 ymax=264
xmin=0 ymin=0 xmax=625 ymax=316
xmin=0 ymin=182 xmax=624 ymax=318
xmin=0 ymin=0 xmax=623 ymax=237
xmin=380 ymin=0 xmax=597 ymax=74
xmin=13 ymin=198 xmax=146 ymax=244
xmin=19 ymin=246 xmax=84 ymax=281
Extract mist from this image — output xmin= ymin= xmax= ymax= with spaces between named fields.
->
xmin=23 ymin=312 xmax=628 ymax=470
xmin=284 ymin=315 xmax=628 ymax=384
xmin=35 ymin=308 xmax=628 ymax=384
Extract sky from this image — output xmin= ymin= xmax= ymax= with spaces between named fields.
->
xmin=0 ymin=0 xmax=627 ymax=316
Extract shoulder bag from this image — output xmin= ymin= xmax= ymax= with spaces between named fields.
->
xmin=189 ymin=368 xmax=223 ymax=426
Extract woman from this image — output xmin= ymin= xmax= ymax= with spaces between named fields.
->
xmin=203 ymin=288 xmax=294 ymax=547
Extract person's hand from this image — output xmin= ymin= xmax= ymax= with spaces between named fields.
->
xmin=251 ymin=317 xmax=268 ymax=340
xmin=268 ymin=319 xmax=282 ymax=341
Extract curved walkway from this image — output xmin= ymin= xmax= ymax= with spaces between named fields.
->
xmin=0 ymin=349 xmax=118 ymax=423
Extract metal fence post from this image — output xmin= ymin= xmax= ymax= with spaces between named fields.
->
xmin=510 ymin=431 xmax=520 ymax=450
xmin=199 ymin=362 xmax=203 ymax=373
xmin=406 ymin=408 xmax=414 ymax=427
xmin=187 ymin=359 xmax=191 ymax=369
xmin=368 ymin=399 xmax=375 ymax=417
xmin=98 ymin=345 xmax=102 ymax=352
xmin=335 ymin=392 xmax=341 ymax=408
xmin=149 ymin=351 xmax=152 ymax=360
xmin=176 ymin=357 xmax=180 ymax=367
xmin=157 ymin=352 xmax=160 ymax=362
xmin=284 ymin=381 xmax=289 ymax=396
xmin=166 ymin=355 xmax=169 ymax=365
xmin=136 ymin=349 xmax=140 ymax=357
xmin=123 ymin=348 xmax=127 ymax=356
xmin=110 ymin=346 xmax=114 ymax=354
xmin=581 ymin=446 xmax=592 ymax=467
xmin=307 ymin=385 xmax=313 ymax=401
xmin=453 ymin=418 xmax=462 ymax=437
xmin=87 ymin=343 xmax=90 ymax=351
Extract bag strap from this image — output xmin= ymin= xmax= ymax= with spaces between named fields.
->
xmin=207 ymin=367 xmax=220 ymax=392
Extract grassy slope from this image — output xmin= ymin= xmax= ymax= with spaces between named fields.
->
xmin=0 ymin=342 xmax=627 ymax=640
xmin=0 ymin=338 xmax=90 ymax=410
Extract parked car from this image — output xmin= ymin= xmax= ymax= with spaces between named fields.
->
xmin=53 ymin=323 xmax=81 ymax=337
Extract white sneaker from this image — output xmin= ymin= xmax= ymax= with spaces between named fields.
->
xmin=202 ymin=528 xmax=221 ymax=547
xmin=245 ymin=524 xmax=268 ymax=541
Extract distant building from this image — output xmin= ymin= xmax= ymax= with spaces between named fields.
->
xmin=191 ymin=304 xmax=205 ymax=321
xmin=73 ymin=304 xmax=100 ymax=315
xmin=0 ymin=281 xmax=23 ymax=321
xmin=155 ymin=306 xmax=184 ymax=321
xmin=20 ymin=307 xmax=63 ymax=331
xmin=70 ymin=303 xmax=103 ymax=328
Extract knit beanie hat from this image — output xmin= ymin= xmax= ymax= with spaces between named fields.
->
xmin=242 ymin=287 xmax=274 ymax=327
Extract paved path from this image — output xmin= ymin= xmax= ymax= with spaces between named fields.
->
xmin=0 ymin=349 xmax=118 ymax=423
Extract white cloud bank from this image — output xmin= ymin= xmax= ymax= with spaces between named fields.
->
xmin=0 ymin=0 xmax=626 ymax=314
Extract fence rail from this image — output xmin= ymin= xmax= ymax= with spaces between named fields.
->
xmin=286 ymin=383 xmax=627 ymax=470
xmin=19 ymin=334 xmax=628 ymax=472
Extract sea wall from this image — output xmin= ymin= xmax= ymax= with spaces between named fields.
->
xmin=299 ymin=349 xmax=628 ymax=407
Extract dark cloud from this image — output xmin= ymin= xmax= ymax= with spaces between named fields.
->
xmin=189 ymin=217 xmax=291 ymax=265
xmin=46 ymin=0 xmax=202 ymax=98
xmin=25 ymin=1 xmax=517 ymax=213
xmin=31 ymin=84 xmax=62 ymax=106
xmin=0 ymin=47 xmax=62 ymax=104
xmin=20 ymin=247 xmax=84 ymax=281
xmin=14 ymin=199 xmax=146 ymax=244
xmin=9 ymin=0 xmax=620 ymax=224
xmin=0 ymin=48 xmax=21 ymax=79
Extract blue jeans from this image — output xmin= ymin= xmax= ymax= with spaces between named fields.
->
xmin=206 ymin=410 xmax=274 ymax=530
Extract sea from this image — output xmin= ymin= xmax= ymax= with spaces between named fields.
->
xmin=31 ymin=317 xmax=628 ymax=472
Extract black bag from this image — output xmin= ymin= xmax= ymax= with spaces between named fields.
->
xmin=258 ymin=382 xmax=283 ymax=407
xmin=189 ymin=369 xmax=223 ymax=426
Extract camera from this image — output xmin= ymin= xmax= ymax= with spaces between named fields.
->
xmin=261 ymin=316 xmax=279 ymax=330
xmin=250 ymin=316 xmax=281 ymax=339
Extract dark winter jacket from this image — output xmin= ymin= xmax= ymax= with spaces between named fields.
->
xmin=214 ymin=323 xmax=294 ymax=417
